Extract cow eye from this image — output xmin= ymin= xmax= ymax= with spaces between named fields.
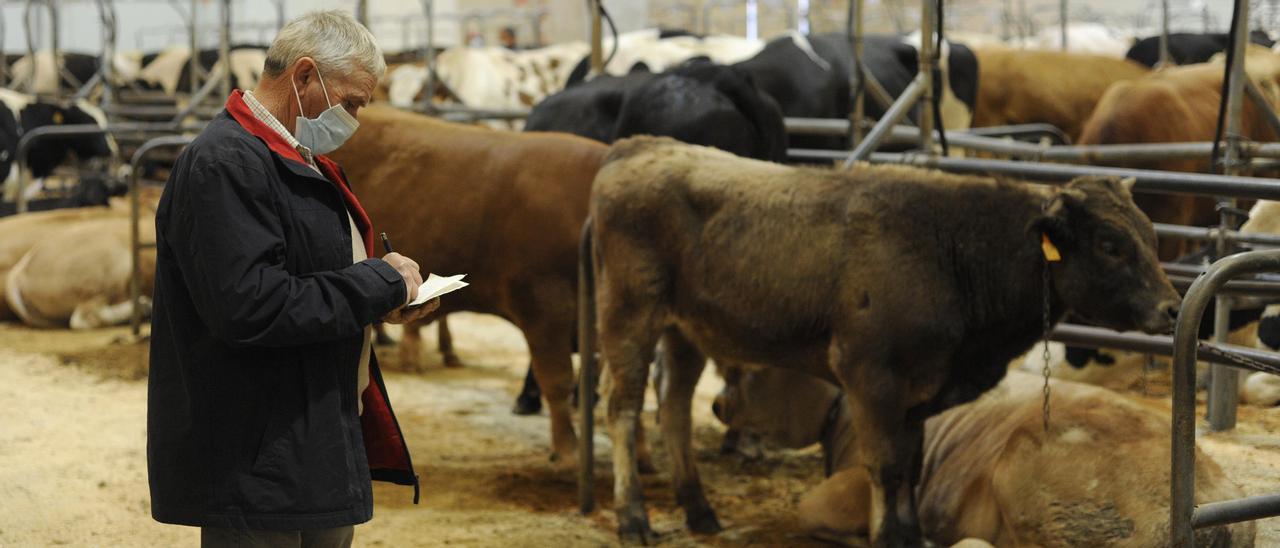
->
xmin=1099 ymin=239 xmax=1121 ymax=257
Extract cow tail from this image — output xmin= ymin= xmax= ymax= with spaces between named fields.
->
xmin=5 ymin=249 xmax=48 ymax=328
xmin=720 ymin=68 xmax=789 ymax=163
xmin=575 ymin=216 xmax=599 ymax=512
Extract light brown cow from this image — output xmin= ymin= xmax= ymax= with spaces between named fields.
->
xmin=328 ymin=106 xmax=608 ymax=469
xmin=715 ymin=367 xmax=1255 ymax=547
xmin=1078 ymin=45 xmax=1280 ymax=259
xmin=3 ymin=206 xmax=157 ymax=329
xmin=971 ymin=47 xmax=1149 ymax=141
xmin=0 ymin=207 xmax=108 ymax=321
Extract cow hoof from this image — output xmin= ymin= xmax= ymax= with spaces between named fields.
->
xmin=686 ymin=508 xmax=722 ymax=535
xmin=549 ymin=451 xmax=578 ymax=473
xmin=618 ymin=513 xmax=658 ymax=545
xmin=442 ymin=352 xmax=464 ymax=368
xmin=511 ymin=393 xmax=543 ymax=415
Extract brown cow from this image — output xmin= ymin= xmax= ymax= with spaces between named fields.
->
xmin=0 ymin=207 xmax=108 ymax=321
xmin=1078 ymin=45 xmax=1280 ymax=259
xmin=590 ymin=137 xmax=1180 ymax=545
xmin=328 ymin=106 xmax=607 ymax=469
xmin=971 ymin=47 xmax=1149 ymax=141
xmin=714 ymin=366 xmax=1254 ymax=547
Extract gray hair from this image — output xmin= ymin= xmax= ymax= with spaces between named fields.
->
xmin=264 ymin=10 xmax=385 ymax=79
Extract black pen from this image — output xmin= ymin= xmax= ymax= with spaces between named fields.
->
xmin=380 ymin=232 xmax=393 ymax=254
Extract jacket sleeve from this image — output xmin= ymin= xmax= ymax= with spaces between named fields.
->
xmin=165 ymin=158 xmax=407 ymax=348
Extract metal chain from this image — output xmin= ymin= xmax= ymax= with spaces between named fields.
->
xmin=1042 ymin=256 xmax=1052 ymax=433
xmin=1201 ymin=343 xmax=1280 ymax=377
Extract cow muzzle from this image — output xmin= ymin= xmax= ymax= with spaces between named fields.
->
xmin=1139 ymin=297 xmax=1181 ymax=334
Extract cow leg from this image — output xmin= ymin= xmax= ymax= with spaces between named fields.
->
xmin=398 ymin=320 xmax=424 ymax=372
xmin=438 ymin=315 xmax=463 ymax=368
xmin=599 ymin=316 xmax=660 ymax=543
xmin=511 ymin=364 xmax=543 ymax=415
xmin=524 ymin=325 xmax=579 ymax=471
xmin=373 ymin=323 xmax=396 ymax=346
xmin=657 ymin=329 xmax=721 ymax=534
xmin=836 ymin=364 xmax=925 ymax=548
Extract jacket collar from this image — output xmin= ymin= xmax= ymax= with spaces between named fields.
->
xmin=224 ymin=90 xmax=375 ymax=255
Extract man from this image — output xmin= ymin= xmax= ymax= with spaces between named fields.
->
xmin=499 ymin=26 xmax=519 ymax=50
xmin=148 ymin=11 xmax=435 ymax=547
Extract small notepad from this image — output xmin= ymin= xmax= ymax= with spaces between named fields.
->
xmin=407 ymin=274 xmax=468 ymax=308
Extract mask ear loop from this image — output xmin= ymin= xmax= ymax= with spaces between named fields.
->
xmin=291 ymin=62 xmax=333 ymax=118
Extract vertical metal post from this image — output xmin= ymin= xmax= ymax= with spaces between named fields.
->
xmin=798 ymin=0 xmax=810 ymax=34
xmin=1059 ymin=0 xmax=1068 ymax=51
xmin=130 ymin=155 xmax=142 ymax=337
xmin=219 ymin=0 xmax=231 ymax=99
xmin=356 ymin=0 xmax=369 ymax=27
xmin=848 ymin=0 xmax=865 ymax=148
xmin=99 ymin=0 xmax=116 ymax=119
xmin=1160 ymin=0 xmax=1171 ymax=67
xmin=745 ymin=0 xmax=759 ymax=40
xmin=918 ymin=0 xmax=936 ymax=155
xmin=24 ymin=1 xmax=39 ymax=95
xmin=0 ymin=7 xmax=7 ymax=89
xmin=188 ymin=0 xmax=199 ymax=96
xmin=589 ymin=0 xmax=603 ymax=76
xmin=421 ymin=0 xmax=436 ymax=115
xmin=1207 ymin=0 xmax=1251 ymax=432
xmin=48 ymin=0 xmax=61 ymax=96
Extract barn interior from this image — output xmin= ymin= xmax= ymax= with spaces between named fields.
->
xmin=3 ymin=0 xmax=1280 ymax=546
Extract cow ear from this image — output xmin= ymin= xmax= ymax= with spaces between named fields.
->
xmin=1032 ymin=187 xmax=1087 ymax=245
xmin=1116 ymin=176 xmax=1137 ymax=194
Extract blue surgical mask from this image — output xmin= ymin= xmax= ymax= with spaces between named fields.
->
xmin=291 ymin=67 xmax=359 ymax=155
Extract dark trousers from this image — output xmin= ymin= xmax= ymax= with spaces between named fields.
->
xmin=200 ymin=526 xmax=353 ymax=548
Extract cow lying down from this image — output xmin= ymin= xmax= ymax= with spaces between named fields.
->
xmin=0 ymin=196 xmax=157 ymax=329
xmin=714 ymin=366 xmax=1253 ymax=547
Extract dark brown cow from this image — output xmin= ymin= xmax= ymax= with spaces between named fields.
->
xmin=1077 ymin=45 xmax=1280 ymax=259
xmin=329 ymin=106 xmax=608 ymax=469
xmin=971 ymin=47 xmax=1150 ymax=141
xmin=714 ymin=366 xmax=1254 ymax=547
xmin=589 ymin=137 xmax=1180 ymax=545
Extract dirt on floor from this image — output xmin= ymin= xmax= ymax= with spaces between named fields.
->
xmin=1 ymin=314 xmax=1279 ymax=547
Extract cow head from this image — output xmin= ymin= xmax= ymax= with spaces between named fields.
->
xmin=712 ymin=363 xmax=838 ymax=450
xmin=1034 ymin=176 xmax=1181 ymax=334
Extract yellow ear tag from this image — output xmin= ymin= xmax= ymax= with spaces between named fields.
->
xmin=52 ymin=111 xmax=63 ymax=124
xmin=1041 ymin=234 xmax=1062 ymax=262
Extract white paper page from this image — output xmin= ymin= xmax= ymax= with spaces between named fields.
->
xmin=409 ymin=273 xmax=468 ymax=307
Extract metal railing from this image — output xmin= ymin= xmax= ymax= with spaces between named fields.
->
xmin=128 ymin=134 xmax=196 ymax=336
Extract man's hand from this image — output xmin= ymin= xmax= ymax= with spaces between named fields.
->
xmin=383 ymin=298 xmax=439 ymax=324
xmin=383 ymin=252 xmax=423 ymax=305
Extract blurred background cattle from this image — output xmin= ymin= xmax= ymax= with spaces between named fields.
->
xmin=4 ymin=0 xmax=1280 ymax=546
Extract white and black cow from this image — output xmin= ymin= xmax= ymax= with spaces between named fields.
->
xmin=0 ymin=89 xmax=115 ymax=206
xmin=132 ymin=45 xmax=267 ymax=96
xmin=1126 ymin=30 xmax=1276 ymax=67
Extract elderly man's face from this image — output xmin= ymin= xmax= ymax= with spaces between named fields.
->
xmin=292 ymin=57 xmax=375 ymax=121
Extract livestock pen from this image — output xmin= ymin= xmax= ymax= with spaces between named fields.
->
xmin=4 ymin=0 xmax=1280 ymax=547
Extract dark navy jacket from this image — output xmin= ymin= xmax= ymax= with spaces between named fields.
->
xmin=148 ymin=91 xmax=418 ymax=531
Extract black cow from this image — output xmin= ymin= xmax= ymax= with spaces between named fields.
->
xmin=134 ymin=44 xmax=266 ymax=94
xmin=525 ymin=68 xmax=656 ymax=143
xmin=735 ymin=33 xmax=979 ymax=152
xmin=0 ymin=92 xmax=113 ymax=192
xmin=1126 ymin=30 xmax=1276 ymax=67
xmin=614 ymin=60 xmax=786 ymax=162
